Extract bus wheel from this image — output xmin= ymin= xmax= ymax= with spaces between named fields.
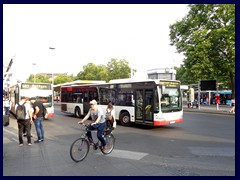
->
xmin=75 ymin=107 xmax=81 ymax=118
xmin=119 ymin=112 xmax=132 ymax=127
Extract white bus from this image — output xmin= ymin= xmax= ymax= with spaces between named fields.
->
xmin=9 ymin=82 xmax=54 ymax=119
xmin=60 ymin=79 xmax=183 ymax=127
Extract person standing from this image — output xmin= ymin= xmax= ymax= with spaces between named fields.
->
xmin=105 ymin=102 xmax=116 ymax=130
xmin=229 ymin=98 xmax=235 ymax=113
xmin=15 ymin=96 xmax=33 ymax=146
xmin=78 ymin=100 xmax=106 ymax=151
xmin=23 ymin=97 xmax=33 ymax=137
xmin=3 ymin=96 xmax=11 ymax=116
xmin=30 ymin=97 xmax=45 ymax=143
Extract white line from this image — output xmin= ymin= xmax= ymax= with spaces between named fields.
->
xmin=3 ymin=128 xmax=18 ymax=137
xmin=97 ymin=149 xmax=148 ymax=160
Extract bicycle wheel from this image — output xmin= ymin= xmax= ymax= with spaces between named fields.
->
xmin=70 ymin=138 xmax=90 ymax=162
xmin=101 ymin=134 xmax=115 ymax=155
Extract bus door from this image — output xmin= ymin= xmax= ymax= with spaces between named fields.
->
xmin=135 ymin=90 xmax=154 ymax=124
xmin=83 ymin=88 xmax=98 ymax=114
xmin=83 ymin=91 xmax=90 ymax=114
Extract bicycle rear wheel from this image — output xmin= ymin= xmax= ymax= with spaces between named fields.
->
xmin=101 ymin=134 xmax=115 ymax=155
xmin=70 ymin=138 xmax=89 ymax=162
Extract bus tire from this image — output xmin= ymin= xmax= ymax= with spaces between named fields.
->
xmin=119 ymin=112 xmax=132 ymax=127
xmin=75 ymin=107 xmax=81 ymax=118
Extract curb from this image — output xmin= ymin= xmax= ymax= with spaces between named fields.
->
xmin=183 ymin=108 xmax=235 ymax=116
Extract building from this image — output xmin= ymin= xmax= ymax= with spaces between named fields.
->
xmin=147 ymin=68 xmax=176 ymax=80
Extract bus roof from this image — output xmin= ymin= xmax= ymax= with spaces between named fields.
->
xmin=61 ymin=79 xmax=181 ymax=88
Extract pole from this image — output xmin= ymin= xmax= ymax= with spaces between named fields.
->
xmin=198 ymin=81 xmax=201 ymax=110
xmin=49 ymin=47 xmax=55 ymax=86
xmin=32 ymin=63 xmax=36 ymax=83
xmin=216 ymin=82 xmax=219 ymax=110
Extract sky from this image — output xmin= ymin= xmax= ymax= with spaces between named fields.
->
xmin=3 ymin=4 xmax=189 ymax=83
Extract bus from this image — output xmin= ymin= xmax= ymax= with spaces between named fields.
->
xmin=60 ymin=79 xmax=183 ymax=127
xmin=9 ymin=82 xmax=54 ymax=119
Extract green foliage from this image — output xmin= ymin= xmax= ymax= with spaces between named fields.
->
xmin=75 ymin=58 xmax=132 ymax=82
xmin=170 ymin=4 xmax=235 ymax=97
xmin=54 ymin=74 xmax=73 ymax=85
xmin=26 ymin=74 xmax=51 ymax=83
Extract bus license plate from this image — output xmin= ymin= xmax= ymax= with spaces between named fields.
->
xmin=170 ymin=121 xmax=175 ymax=124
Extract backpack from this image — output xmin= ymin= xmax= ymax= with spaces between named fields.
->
xmin=105 ymin=109 xmax=113 ymax=122
xmin=16 ymin=102 xmax=26 ymax=120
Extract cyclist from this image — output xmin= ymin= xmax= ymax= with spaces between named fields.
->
xmin=78 ymin=100 xmax=106 ymax=151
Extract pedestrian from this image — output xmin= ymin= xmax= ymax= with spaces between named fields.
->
xmin=30 ymin=97 xmax=45 ymax=143
xmin=105 ymin=102 xmax=116 ymax=130
xmin=78 ymin=99 xmax=107 ymax=151
xmin=15 ymin=96 xmax=33 ymax=146
xmin=23 ymin=97 xmax=33 ymax=137
xmin=229 ymin=98 xmax=235 ymax=113
xmin=3 ymin=96 xmax=11 ymax=116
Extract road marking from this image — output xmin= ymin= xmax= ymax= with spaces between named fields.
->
xmin=189 ymin=147 xmax=235 ymax=157
xmin=97 ymin=149 xmax=148 ymax=160
xmin=3 ymin=128 xmax=18 ymax=137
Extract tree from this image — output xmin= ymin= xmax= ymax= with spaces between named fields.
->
xmin=54 ymin=74 xmax=73 ymax=85
xmin=26 ymin=74 xmax=51 ymax=83
xmin=106 ymin=58 xmax=131 ymax=82
xmin=75 ymin=63 xmax=108 ymax=81
xmin=75 ymin=58 xmax=133 ymax=82
xmin=170 ymin=4 xmax=235 ymax=97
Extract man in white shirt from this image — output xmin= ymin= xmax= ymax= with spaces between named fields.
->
xmin=15 ymin=96 xmax=33 ymax=146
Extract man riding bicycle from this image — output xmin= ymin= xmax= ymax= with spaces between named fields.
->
xmin=78 ymin=100 xmax=106 ymax=151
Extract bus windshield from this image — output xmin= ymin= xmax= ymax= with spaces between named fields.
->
xmin=35 ymin=95 xmax=53 ymax=108
xmin=160 ymin=86 xmax=182 ymax=113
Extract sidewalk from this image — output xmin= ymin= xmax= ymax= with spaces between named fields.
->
xmin=183 ymin=103 xmax=235 ymax=115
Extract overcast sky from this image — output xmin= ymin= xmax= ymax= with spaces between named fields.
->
xmin=3 ymin=4 xmax=189 ymax=83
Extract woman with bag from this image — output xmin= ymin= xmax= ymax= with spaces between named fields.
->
xmin=105 ymin=102 xmax=116 ymax=130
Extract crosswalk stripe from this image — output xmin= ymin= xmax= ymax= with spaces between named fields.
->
xmin=96 ymin=149 xmax=148 ymax=160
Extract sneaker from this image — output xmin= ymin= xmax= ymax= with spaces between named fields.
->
xmin=19 ymin=144 xmax=23 ymax=146
xmin=28 ymin=143 xmax=32 ymax=146
xmin=100 ymin=146 xmax=106 ymax=151
xmin=40 ymin=139 xmax=44 ymax=141
xmin=34 ymin=140 xmax=41 ymax=143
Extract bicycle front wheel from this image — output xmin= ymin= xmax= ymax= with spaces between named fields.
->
xmin=70 ymin=138 xmax=90 ymax=162
xmin=101 ymin=134 xmax=115 ymax=155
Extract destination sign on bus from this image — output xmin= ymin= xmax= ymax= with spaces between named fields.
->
xmin=159 ymin=81 xmax=180 ymax=87
xmin=21 ymin=83 xmax=51 ymax=90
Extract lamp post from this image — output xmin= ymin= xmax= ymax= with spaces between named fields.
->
xmin=32 ymin=63 xmax=37 ymax=83
xmin=49 ymin=47 xmax=55 ymax=86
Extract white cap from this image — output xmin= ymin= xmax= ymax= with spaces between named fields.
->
xmin=89 ymin=100 xmax=97 ymax=105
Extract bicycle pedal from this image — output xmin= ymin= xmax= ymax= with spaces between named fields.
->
xmin=93 ymin=145 xmax=98 ymax=150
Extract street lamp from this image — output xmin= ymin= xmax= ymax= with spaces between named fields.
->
xmin=32 ymin=63 xmax=37 ymax=83
xmin=49 ymin=47 xmax=55 ymax=86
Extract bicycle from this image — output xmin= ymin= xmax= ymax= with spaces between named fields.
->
xmin=70 ymin=123 xmax=115 ymax=162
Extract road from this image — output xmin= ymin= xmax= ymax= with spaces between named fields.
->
xmin=3 ymin=105 xmax=235 ymax=176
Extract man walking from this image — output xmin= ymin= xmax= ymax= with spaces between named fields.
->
xmin=15 ymin=96 xmax=32 ymax=146
xmin=30 ymin=97 xmax=45 ymax=143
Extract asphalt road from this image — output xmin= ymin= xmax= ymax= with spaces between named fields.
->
xmin=3 ymin=106 xmax=235 ymax=176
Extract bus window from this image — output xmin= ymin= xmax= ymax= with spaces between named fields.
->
xmin=161 ymin=87 xmax=182 ymax=113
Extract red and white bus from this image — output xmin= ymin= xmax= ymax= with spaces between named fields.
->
xmin=9 ymin=82 xmax=54 ymax=119
xmin=60 ymin=79 xmax=183 ymax=127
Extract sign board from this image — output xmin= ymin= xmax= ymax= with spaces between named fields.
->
xmin=200 ymin=80 xmax=217 ymax=91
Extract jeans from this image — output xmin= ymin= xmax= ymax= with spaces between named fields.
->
xmin=4 ymin=107 xmax=10 ymax=116
xmin=34 ymin=117 xmax=44 ymax=141
xmin=87 ymin=122 xmax=106 ymax=147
